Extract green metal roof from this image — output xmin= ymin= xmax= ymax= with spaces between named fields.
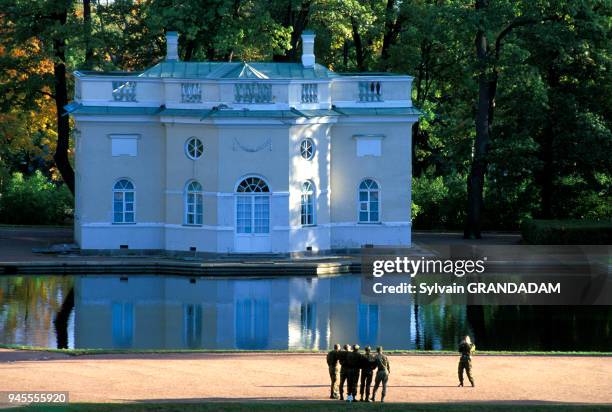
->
xmin=135 ymin=61 xmax=340 ymax=80
xmin=66 ymin=104 xmax=421 ymax=118
xmin=331 ymin=107 xmax=422 ymax=116
xmin=64 ymin=103 xmax=163 ymax=116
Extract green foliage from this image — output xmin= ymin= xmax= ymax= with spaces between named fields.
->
xmin=0 ymin=171 xmax=73 ymax=225
xmin=521 ymin=219 xmax=612 ymax=245
xmin=412 ymin=169 xmax=467 ymax=230
xmin=0 ymin=0 xmax=610 ymax=229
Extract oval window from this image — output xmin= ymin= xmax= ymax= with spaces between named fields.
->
xmin=300 ymin=138 xmax=315 ymax=160
xmin=185 ymin=137 xmax=203 ymax=160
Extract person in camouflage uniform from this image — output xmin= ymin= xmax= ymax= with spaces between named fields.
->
xmin=359 ymin=346 xmax=377 ymax=402
xmin=371 ymin=346 xmax=390 ymax=402
xmin=458 ymin=335 xmax=475 ymax=387
xmin=345 ymin=344 xmax=363 ymax=401
xmin=326 ymin=344 xmax=341 ymax=399
xmin=338 ymin=344 xmax=350 ymax=400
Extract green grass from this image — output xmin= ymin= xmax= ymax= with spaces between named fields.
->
xmin=11 ymin=402 xmax=612 ymax=412
xmin=1 ymin=344 xmax=611 ymax=357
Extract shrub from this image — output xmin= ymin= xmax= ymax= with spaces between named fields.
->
xmin=412 ymin=170 xmax=466 ymax=230
xmin=0 ymin=171 xmax=73 ymax=225
xmin=521 ymin=219 xmax=612 ymax=245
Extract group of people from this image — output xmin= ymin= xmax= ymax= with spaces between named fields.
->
xmin=325 ymin=336 xmax=476 ymax=403
xmin=326 ymin=344 xmax=390 ymax=402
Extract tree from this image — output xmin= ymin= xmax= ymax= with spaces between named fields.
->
xmin=465 ymin=0 xmax=562 ymax=238
xmin=0 ymin=0 xmax=80 ymax=194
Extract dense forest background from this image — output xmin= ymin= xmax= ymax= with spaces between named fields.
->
xmin=0 ymin=0 xmax=610 ymax=234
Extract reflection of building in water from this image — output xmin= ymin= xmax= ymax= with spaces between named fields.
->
xmin=74 ymin=275 xmax=415 ymax=350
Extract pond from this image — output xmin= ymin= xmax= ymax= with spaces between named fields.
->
xmin=1 ymin=275 xmax=611 ymax=351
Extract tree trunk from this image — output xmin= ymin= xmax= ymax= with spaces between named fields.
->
xmin=342 ymin=39 xmax=349 ymax=69
xmin=273 ymin=0 xmax=311 ymax=62
xmin=184 ymin=39 xmax=196 ymax=61
xmin=351 ymin=17 xmax=365 ymax=71
xmin=464 ymin=0 xmax=490 ymax=239
xmin=83 ymin=0 xmax=93 ymax=69
xmin=52 ymin=6 xmax=76 ymax=195
xmin=537 ymin=65 xmax=559 ymax=219
xmin=412 ymin=121 xmax=424 ymax=177
xmin=53 ymin=288 xmax=74 ymax=349
xmin=381 ymin=0 xmax=397 ymax=64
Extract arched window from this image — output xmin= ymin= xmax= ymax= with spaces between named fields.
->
xmin=185 ymin=180 xmax=203 ymax=225
xmin=236 ymin=177 xmax=270 ymax=234
xmin=236 ymin=177 xmax=270 ymax=193
xmin=113 ymin=179 xmax=135 ymax=223
xmin=358 ymin=179 xmax=379 ymax=223
xmin=300 ymin=180 xmax=315 ymax=226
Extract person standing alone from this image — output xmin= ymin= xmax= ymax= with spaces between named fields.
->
xmin=458 ymin=335 xmax=475 ymax=387
xmin=371 ymin=346 xmax=390 ymax=402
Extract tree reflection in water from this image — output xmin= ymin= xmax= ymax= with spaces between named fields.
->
xmin=0 ymin=276 xmax=74 ymax=348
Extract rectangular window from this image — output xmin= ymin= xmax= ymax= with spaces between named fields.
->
xmin=301 ymin=193 xmax=314 ymax=225
xmin=253 ymin=196 xmax=270 ymax=233
xmin=236 ymin=196 xmax=252 ymax=234
xmin=110 ymin=134 xmax=139 ymax=157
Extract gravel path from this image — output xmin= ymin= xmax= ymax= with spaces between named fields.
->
xmin=1 ymin=351 xmax=610 ymax=405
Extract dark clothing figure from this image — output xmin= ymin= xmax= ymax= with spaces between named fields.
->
xmin=372 ymin=353 xmax=390 ymax=402
xmin=359 ymin=352 xmax=377 ymax=401
xmin=458 ymin=341 xmax=475 ymax=387
xmin=326 ymin=349 xmax=340 ymax=399
xmin=345 ymin=350 xmax=363 ymax=399
xmin=338 ymin=349 xmax=349 ymax=400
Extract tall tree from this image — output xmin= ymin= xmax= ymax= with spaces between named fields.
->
xmin=465 ymin=0 xmax=561 ymax=238
xmin=0 ymin=0 xmax=79 ymax=194
xmin=271 ymin=0 xmax=313 ymax=62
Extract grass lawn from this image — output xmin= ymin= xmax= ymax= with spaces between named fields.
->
xmin=12 ymin=403 xmax=612 ymax=412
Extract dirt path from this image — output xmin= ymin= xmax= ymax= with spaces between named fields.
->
xmin=0 ymin=350 xmax=610 ymax=405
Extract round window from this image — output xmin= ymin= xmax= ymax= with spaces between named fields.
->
xmin=185 ymin=137 xmax=203 ymax=159
xmin=300 ymin=139 xmax=315 ymax=160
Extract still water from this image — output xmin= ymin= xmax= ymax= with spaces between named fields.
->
xmin=1 ymin=275 xmax=611 ymax=351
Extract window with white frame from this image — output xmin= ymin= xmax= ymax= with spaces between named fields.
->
xmin=300 ymin=180 xmax=315 ymax=226
xmin=113 ymin=179 xmax=135 ymax=223
xmin=236 ymin=177 xmax=270 ymax=234
xmin=358 ymin=179 xmax=379 ymax=223
xmin=185 ymin=180 xmax=203 ymax=225
xmin=300 ymin=138 xmax=315 ymax=160
xmin=185 ymin=137 xmax=204 ymax=160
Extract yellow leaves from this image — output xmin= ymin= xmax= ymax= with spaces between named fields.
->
xmin=1 ymin=98 xmax=58 ymax=164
